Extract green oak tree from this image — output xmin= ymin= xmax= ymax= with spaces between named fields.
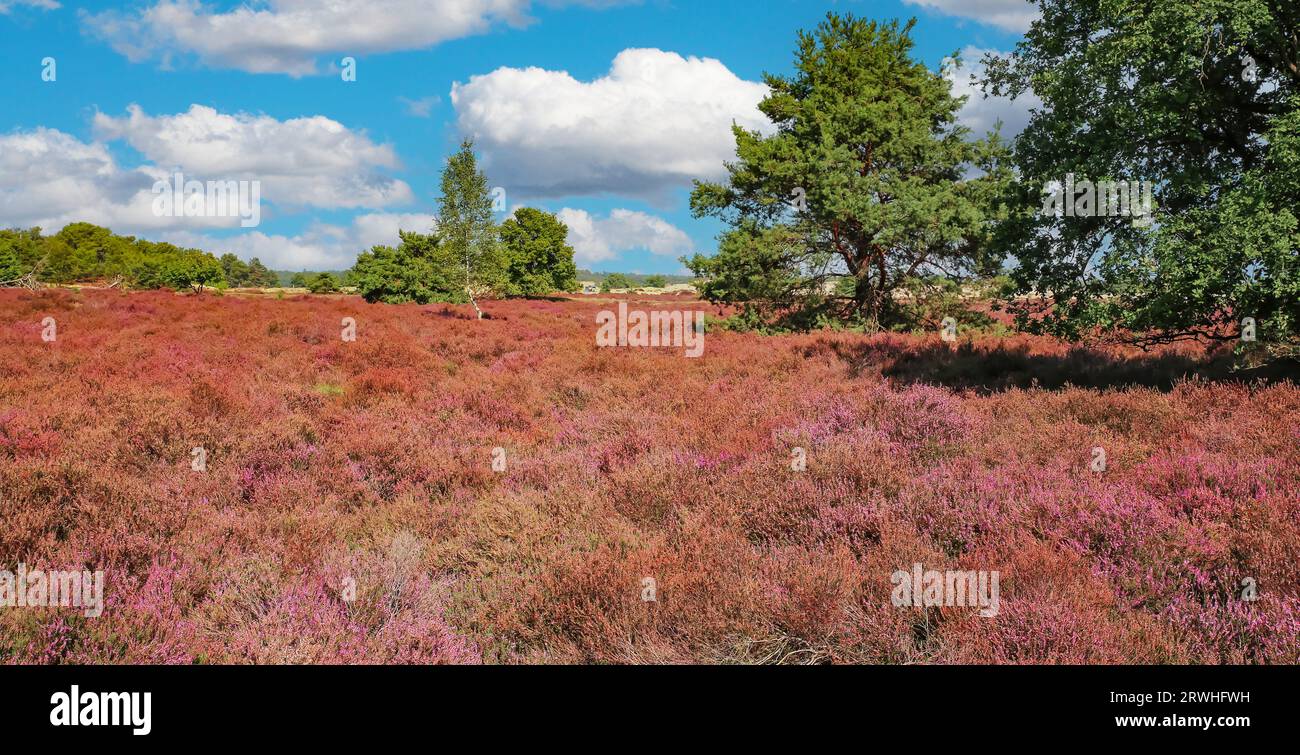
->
xmin=983 ymin=0 xmax=1300 ymax=350
xmin=161 ymin=251 xmax=224 ymax=294
xmin=500 ymin=207 xmax=578 ymax=296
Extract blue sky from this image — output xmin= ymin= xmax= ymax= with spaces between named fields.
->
xmin=0 ymin=0 xmax=1037 ymax=273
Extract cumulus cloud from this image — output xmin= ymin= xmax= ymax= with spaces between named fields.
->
xmin=0 ymin=127 xmax=237 ymax=232
xmin=556 ymin=208 xmax=692 ymax=266
xmin=452 ymin=48 xmax=772 ymax=201
xmin=947 ymin=47 xmax=1040 ymax=138
xmin=163 ymin=212 xmax=433 ymax=270
xmin=2 ymin=105 xmax=413 ymax=242
xmin=903 ymin=0 xmax=1039 ymax=33
xmin=82 ymin=0 xmax=621 ymax=76
xmin=93 ymin=104 xmax=412 ymax=209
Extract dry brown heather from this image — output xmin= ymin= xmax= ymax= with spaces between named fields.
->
xmin=1 ymin=288 xmax=1297 ymax=664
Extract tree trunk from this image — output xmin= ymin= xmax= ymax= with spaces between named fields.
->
xmin=465 ymin=258 xmax=483 ymax=319
xmin=853 ymin=272 xmax=882 ymax=332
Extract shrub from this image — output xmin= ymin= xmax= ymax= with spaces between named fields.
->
xmin=306 ymin=272 xmax=340 ymax=294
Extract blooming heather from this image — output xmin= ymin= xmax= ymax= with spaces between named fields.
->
xmin=0 ymin=289 xmax=1296 ymax=664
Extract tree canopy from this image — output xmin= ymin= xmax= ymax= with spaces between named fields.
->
xmin=983 ymin=0 xmax=1299 ymax=349
xmin=688 ymin=13 xmax=1011 ymax=330
xmin=306 ymin=271 xmax=340 ymax=294
xmin=438 ymin=140 xmax=506 ymax=317
xmin=0 ymin=223 xmax=229 ymax=292
xmin=500 ymin=207 xmax=578 ymax=297
xmin=601 ymin=273 xmax=634 ymax=292
xmin=161 ymin=250 xmax=224 ymax=293
xmin=351 ymin=144 xmax=578 ymax=306
xmin=351 ymin=230 xmax=456 ymax=305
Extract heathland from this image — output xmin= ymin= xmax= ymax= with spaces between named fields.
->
xmin=2 ymin=288 xmax=1296 ymax=663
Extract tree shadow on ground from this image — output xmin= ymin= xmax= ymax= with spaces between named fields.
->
xmin=815 ymin=339 xmax=1300 ymax=394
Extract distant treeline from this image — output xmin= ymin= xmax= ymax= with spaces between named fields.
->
xmin=0 ymin=222 xmax=359 ymax=293
xmin=278 ymin=269 xmax=354 ymax=288
xmin=0 ymin=222 xmax=291 ymax=293
xmin=0 ymin=223 xmax=229 ymax=291
xmin=0 ymin=221 xmax=679 ymax=298
xmin=0 ymin=222 xmax=671 ymax=297
xmin=576 ymin=269 xmax=693 ymax=287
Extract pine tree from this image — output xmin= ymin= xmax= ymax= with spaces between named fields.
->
xmin=689 ymin=13 xmax=1009 ymax=331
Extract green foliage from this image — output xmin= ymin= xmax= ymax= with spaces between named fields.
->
xmin=0 ymin=224 xmax=226 ymax=290
xmin=351 ymin=231 xmax=458 ymax=304
xmin=601 ymin=272 xmax=633 ymax=292
xmin=245 ymin=258 xmax=279 ymax=288
xmin=220 ymin=254 xmax=251 ymax=287
xmin=161 ymin=251 xmax=225 ymax=293
xmin=689 ymin=13 xmax=1011 ymax=331
xmin=0 ymin=228 xmax=44 ymax=278
xmin=278 ymin=268 xmax=349 ymax=287
xmin=217 ymin=254 xmax=279 ymax=288
xmin=644 ymin=274 xmax=667 ymax=289
xmin=895 ymin=275 xmax=998 ymax=333
xmin=348 ymin=143 xmax=517 ymax=308
xmin=306 ymin=272 xmax=340 ymax=294
xmin=39 ymin=236 xmax=80 ymax=283
xmin=577 ymin=269 xmax=693 ymax=287
xmin=499 ymin=207 xmax=578 ymax=296
xmin=686 ymin=221 xmax=811 ymax=326
xmin=0 ymin=237 xmax=25 ymax=281
xmin=983 ymin=0 xmax=1299 ymax=348
xmin=130 ymin=240 xmax=185 ymax=289
xmin=54 ymin=223 xmax=132 ymax=280
xmin=439 ymin=140 xmax=506 ymax=315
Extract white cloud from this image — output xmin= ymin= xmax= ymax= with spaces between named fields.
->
xmin=0 ymin=127 xmax=236 ymax=232
xmin=93 ymin=105 xmax=412 ymax=209
xmin=556 ymin=208 xmax=692 ymax=266
xmin=452 ymin=48 xmax=772 ymax=200
xmin=1 ymin=105 xmax=426 ymax=269
xmin=2 ymin=105 xmax=413 ymax=238
xmin=349 ymin=212 xmax=435 ymax=246
xmin=903 ymin=0 xmax=1039 ymax=33
xmin=0 ymin=1 xmax=59 ymax=13
xmin=947 ymin=47 xmax=1040 ymax=138
xmin=163 ymin=212 xmax=433 ymax=270
xmin=0 ymin=123 xmax=688 ymax=271
xmin=399 ymin=95 xmax=441 ymax=118
xmin=82 ymin=0 xmax=620 ymax=76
